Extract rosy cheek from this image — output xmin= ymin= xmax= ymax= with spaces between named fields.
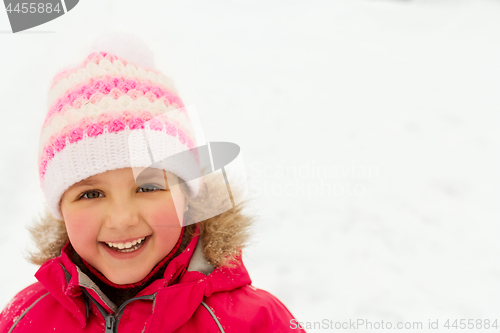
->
xmin=149 ymin=203 xmax=183 ymax=228
xmin=64 ymin=211 xmax=100 ymax=248
xmin=148 ymin=204 xmax=183 ymax=252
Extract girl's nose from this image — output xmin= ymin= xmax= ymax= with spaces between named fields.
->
xmin=104 ymin=200 xmax=140 ymax=230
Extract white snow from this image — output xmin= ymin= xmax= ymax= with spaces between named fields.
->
xmin=0 ymin=0 xmax=499 ymax=331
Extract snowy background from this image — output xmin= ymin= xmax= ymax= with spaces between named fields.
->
xmin=1 ymin=0 xmax=499 ymax=331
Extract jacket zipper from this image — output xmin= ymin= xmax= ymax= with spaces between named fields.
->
xmin=81 ymin=288 xmax=156 ymax=333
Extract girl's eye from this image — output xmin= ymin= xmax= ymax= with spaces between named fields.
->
xmin=80 ymin=190 xmax=103 ymax=200
xmin=138 ymin=183 xmax=165 ymax=193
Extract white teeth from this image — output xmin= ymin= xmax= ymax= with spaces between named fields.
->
xmin=105 ymin=237 xmax=146 ymax=251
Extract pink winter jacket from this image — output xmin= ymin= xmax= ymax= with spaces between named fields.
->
xmin=0 ymin=232 xmax=305 ymax=332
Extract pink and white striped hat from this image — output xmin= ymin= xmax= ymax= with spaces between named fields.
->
xmin=38 ymin=36 xmax=201 ymax=220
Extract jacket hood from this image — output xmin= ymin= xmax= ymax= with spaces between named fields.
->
xmin=35 ymin=227 xmax=252 ymax=331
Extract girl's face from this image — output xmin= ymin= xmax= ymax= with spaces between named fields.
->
xmin=60 ymin=167 xmax=185 ymax=285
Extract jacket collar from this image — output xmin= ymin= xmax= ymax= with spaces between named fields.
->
xmin=35 ymin=226 xmax=252 ymax=329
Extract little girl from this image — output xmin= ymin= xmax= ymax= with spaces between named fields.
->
xmin=0 ymin=36 xmax=305 ymax=333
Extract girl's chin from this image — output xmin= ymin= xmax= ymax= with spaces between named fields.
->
xmin=95 ymin=236 xmax=156 ymax=284
xmin=105 ymin=271 xmax=150 ymax=285
xmin=99 ymin=262 xmax=154 ymax=285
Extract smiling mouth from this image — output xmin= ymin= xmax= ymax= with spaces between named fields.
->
xmin=104 ymin=236 xmax=147 ymax=253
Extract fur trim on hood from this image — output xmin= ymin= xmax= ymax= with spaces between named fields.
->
xmin=27 ymin=172 xmax=254 ymax=268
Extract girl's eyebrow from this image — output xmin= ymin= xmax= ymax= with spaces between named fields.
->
xmin=135 ymin=168 xmax=167 ymax=183
xmin=74 ymin=178 xmax=108 ymax=187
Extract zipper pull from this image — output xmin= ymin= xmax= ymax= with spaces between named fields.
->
xmin=105 ymin=314 xmax=116 ymax=333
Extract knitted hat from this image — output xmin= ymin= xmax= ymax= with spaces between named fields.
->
xmin=38 ymin=35 xmax=201 ymax=220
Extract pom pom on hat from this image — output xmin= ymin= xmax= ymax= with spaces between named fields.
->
xmin=89 ymin=32 xmax=156 ymax=70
